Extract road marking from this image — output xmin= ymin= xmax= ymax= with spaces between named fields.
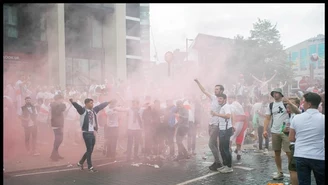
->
xmin=13 ymin=160 xmax=123 ymax=177
xmin=202 ymin=162 xmax=213 ymax=164
xmin=233 ymin=166 xmax=254 ymax=171
xmin=176 ymin=172 xmax=220 ymax=185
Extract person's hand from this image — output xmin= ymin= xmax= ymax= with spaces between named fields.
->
xmin=194 ymin=79 xmax=199 ymax=82
xmin=283 ymin=126 xmax=290 ymax=133
xmin=282 ymin=97 xmax=289 ymax=104
xmin=210 ymin=111 xmax=216 ymax=116
xmin=69 ymin=99 xmax=73 ymax=103
xmin=263 ymin=130 xmax=268 ymax=138
xmin=232 ymin=127 xmax=235 ymax=133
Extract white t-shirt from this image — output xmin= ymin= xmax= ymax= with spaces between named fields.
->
xmin=230 ymin=101 xmax=245 ymax=116
xmin=218 ymin=104 xmax=232 ymax=130
xmin=86 ymin=110 xmax=95 ymax=132
xmin=36 ymin=91 xmax=45 ymax=100
xmin=251 ymin=102 xmax=262 ymax=117
xmin=291 ymin=109 xmax=325 ymax=160
xmin=265 ymin=101 xmax=289 ymax=134
xmin=105 ymin=107 xmax=119 ymax=127
xmin=209 ymin=95 xmax=221 ymax=126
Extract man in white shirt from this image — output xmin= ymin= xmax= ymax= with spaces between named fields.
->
xmin=263 ymin=88 xmax=291 ymax=180
xmin=211 ymin=93 xmax=233 ymax=173
xmin=289 ymin=92 xmax=325 ymax=185
xmin=194 ymin=79 xmax=224 ymax=171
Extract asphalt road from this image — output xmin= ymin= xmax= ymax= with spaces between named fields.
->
xmin=5 ymin=146 xmax=317 ymax=185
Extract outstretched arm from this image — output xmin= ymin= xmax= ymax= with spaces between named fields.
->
xmin=280 ymin=81 xmax=287 ymax=88
xmin=93 ymin=101 xmax=110 ymax=114
xmin=69 ymin=99 xmax=85 ymax=115
xmin=194 ymin=79 xmax=212 ymax=100
xmin=250 ymin=74 xmax=263 ymax=83
xmin=266 ymin=71 xmax=277 ymax=83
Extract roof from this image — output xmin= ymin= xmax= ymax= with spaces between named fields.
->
xmin=190 ymin=33 xmax=233 ymax=50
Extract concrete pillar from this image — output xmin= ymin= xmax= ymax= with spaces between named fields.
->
xmin=46 ymin=4 xmax=66 ymax=89
xmin=103 ymin=4 xmax=127 ymax=82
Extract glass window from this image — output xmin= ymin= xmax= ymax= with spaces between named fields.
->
xmin=4 ymin=5 xmax=18 ymax=38
xmin=92 ymin=19 xmax=102 ymax=48
xmin=73 ymin=58 xmax=89 ymax=86
xmin=89 ymin=60 xmax=102 ymax=84
xmin=309 ymin=44 xmax=317 ymax=69
xmin=318 ymin=43 xmax=324 ymax=69
xmin=126 ymin=58 xmax=141 ymax=78
xmin=126 ymin=4 xmax=140 ymax=18
xmin=126 ymin=19 xmax=140 ymax=37
xmin=300 ymin=48 xmax=307 ymax=71
xmin=66 ymin=58 xmax=73 ymax=85
xmin=126 ymin=39 xmax=141 ymax=56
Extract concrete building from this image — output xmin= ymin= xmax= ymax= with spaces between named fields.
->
xmin=3 ymin=3 xmax=150 ymax=88
xmin=285 ymin=34 xmax=325 ymax=90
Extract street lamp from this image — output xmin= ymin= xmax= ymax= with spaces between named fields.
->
xmin=186 ymin=38 xmax=194 ymax=63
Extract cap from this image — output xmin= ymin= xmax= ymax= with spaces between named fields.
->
xmin=270 ymin=88 xmax=284 ymax=97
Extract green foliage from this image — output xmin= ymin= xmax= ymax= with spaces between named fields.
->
xmin=227 ymin=18 xmax=294 ymax=85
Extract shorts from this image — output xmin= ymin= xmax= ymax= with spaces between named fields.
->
xmin=271 ymin=133 xmax=290 ymax=152
xmin=230 ymin=121 xmax=247 ymax=145
xmin=288 ymin=144 xmax=296 ymax=171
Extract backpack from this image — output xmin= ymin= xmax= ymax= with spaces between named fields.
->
xmin=269 ymin=102 xmax=290 ymax=128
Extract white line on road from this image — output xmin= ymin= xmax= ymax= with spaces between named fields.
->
xmin=13 ymin=160 xmax=123 ymax=177
xmin=176 ymin=172 xmax=220 ymax=185
xmin=233 ymin=166 xmax=254 ymax=171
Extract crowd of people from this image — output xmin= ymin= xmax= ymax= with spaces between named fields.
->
xmin=3 ymin=73 xmax=325 ymax=185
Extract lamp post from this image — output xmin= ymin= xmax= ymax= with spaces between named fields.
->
xmin=165 ymin=51 xmax=174 ymax=77
xmin=186 ymin=38 xmax=194 ymax=62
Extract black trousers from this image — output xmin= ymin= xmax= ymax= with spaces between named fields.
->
xmin=176 ymin=125 xmax=189 ymax=156
xmin=219 ymin=127 xmax=233 ymax=168
xmin=166 ymin=126 xmax=176 ymax=156
xmin=126 ymin=130 xmax=141 ymax=160
xmin=104 ymin=127 xmax=119 ymax=158
xmin=80 ymin=132 xmax=96 ymax=169
xmin=24 ymin=125 xmax=38 ymax=152
xmin=51 ymin=128 xmax=63 ymax=158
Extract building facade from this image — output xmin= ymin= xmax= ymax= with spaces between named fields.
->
xmin=3 ymin=3 xmax=150 ymax=88
xmin=285 ymin=34 xmax=325 ymax=90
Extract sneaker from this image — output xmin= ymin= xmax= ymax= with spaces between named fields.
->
xmin=272 ymin=172 xmax=284 ymax=180
xmin=209 ymin=162 xmax=218 ymax=171
xmin=58 ymin=155 xmax=64 ymax=159
xmin=88 ymin=167 xmax=98 ymax=173
xmin=220 ymin=167 xmax=233 ymax=173
xmin=263 ymin=148 xmax=269 ymax=155
xmin=77 ymin=162 xmax=84 ymax=170
xmin=217 ymin=165 xmax=225 ymax=171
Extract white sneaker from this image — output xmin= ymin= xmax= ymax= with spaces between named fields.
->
xmin=220 ymin=167 xmax=233 ymax=173
xmin=218 ymin=166 xmax=226 ymax=171
xmin=263 ymin=149 xmax=269 ymax=155
xmin=272 ymin=172 xmax=284 ymax=180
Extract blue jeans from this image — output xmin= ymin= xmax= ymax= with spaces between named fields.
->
xmin=295 ymin=157 xmax=325 ymax=185
xmin=219 ymin=127 xmax=233 ymax=168
xmin=80 ymin=132 xmax=96 ymax=169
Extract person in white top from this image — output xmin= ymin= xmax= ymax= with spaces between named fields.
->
xmin=229 ymin=95 xmax=247 ymax=161
xmin=194 ymin=79 xmax=224 ymax=171
xmin=251 ymin=71 xmax=277 ymax=96
xmin=289 ymin=92 xmax=325 ymax=185
xmin=263 ymin=88 xmax=291 ymax=180
xmin=283 ymin=97 xmax=301 ymax=185
xmin=211 ymin=93 xmax=233 ymax=173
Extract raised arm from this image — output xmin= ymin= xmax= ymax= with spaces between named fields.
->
xmin=280 ymin=81 xmax=287 ymax=88
xmin=265 ymin=71 xmax=277 ymax=83
xmin=69 ymin=99 xmax=85 ymax=115
xmin=93 ymin=101 xmax=110 ymax=114
xmin=194 ymin=79 xmax=212 ymax=99
xmin=250 ymin=74 xmax=263 ymax=83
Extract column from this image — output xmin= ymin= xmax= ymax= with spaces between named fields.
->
xmin=103 ymin=4 xmax=127 ymax=82
xmin=46 ymin=4 xmax=66 ymax=89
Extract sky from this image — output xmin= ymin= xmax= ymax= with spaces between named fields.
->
xmin=149 ymin=3 xmax=325 ymax=63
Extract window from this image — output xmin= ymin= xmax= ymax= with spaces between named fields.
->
xmin=126 ymin=19 xmax=140 ymax=37
xmin=140 ymin=25 xmax=150 ymax=40
xmin=291 ymin=51 xmax=299 ymax=71
xmin=126 ymin=58 xmax=141 ymax=78
xmin=89 ymin=60 xmax=102 ymax=83
xmin=66 ymin=58 xmax=73 ymax=85
xmin=126 ymin=4 xmax=140 ymax=18
xmin=40 ymin=16 xmax=47 ymax=41
xmin=309 ymin=44 xmax=317 ymax=69
xmin=300 ymin=48 xmax=307 ymax=71
xmin=91 ymin=18 xmax=102 ymax=48
xmin=318 ymin=43 xmax=324 ymax=69
xmin=3 ymin=5 xmax=18 ymax=38
xmin=126 ymin=39 xmax=141 ymax=56
xmin=73 ymin=58 xmax=89 ymax=86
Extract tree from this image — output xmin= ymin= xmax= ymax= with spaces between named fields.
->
xmin=226 ymin=18 xmax=294 ymax=85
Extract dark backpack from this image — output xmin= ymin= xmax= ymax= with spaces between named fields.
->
xmin=269 ymin=102 xmax=290 ymax=128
